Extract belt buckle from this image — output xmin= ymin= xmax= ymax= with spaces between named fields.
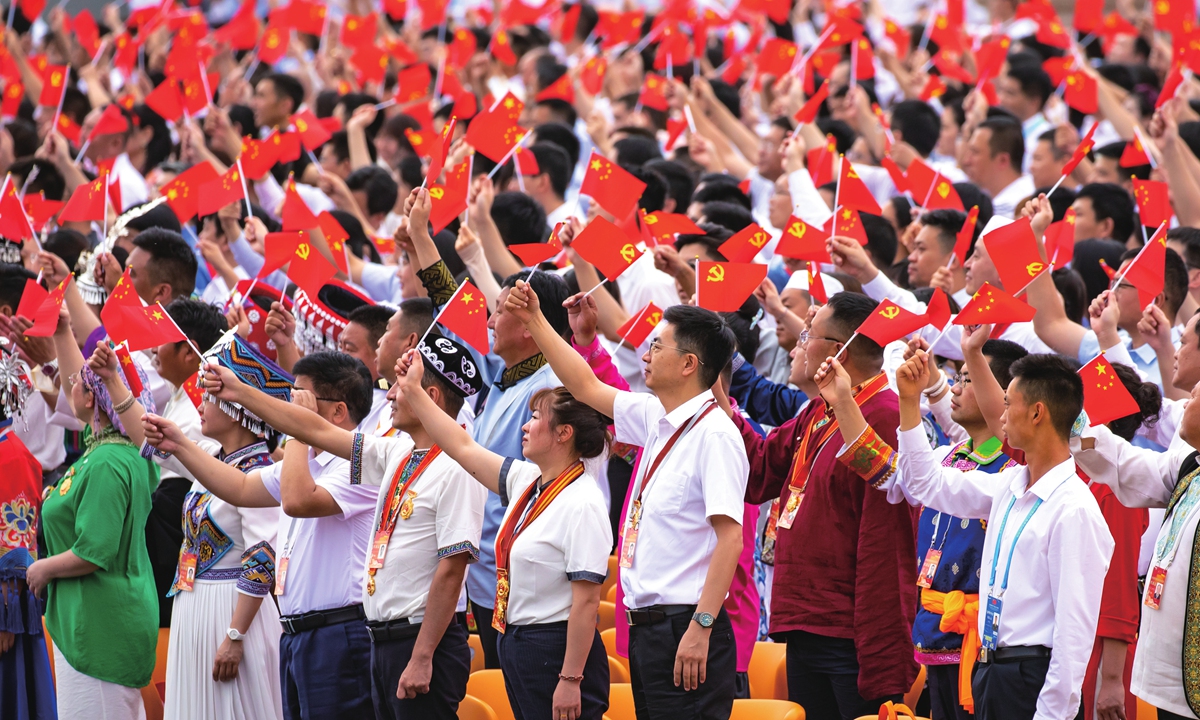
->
xmin=281 ymin=617 xmax=295 ymax=635
xmin=979 ymin=647 xmax=988 ymax=664
xmin=625 ymin=609 xmax=635 ymax=626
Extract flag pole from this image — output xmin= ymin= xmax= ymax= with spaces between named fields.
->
xmin=1046 ymin=171 xmax=1068 ymax=198
xmin=694 ymin=257 xmax=700 ymax=307
xmin=618 ymin=302 xmax=653 ymax=349
xmin=833 ymin=331 xmax=858 ymax=362
xmin=829 ymin=155 xmax=843 ymax=243
xmin=417 ymin=281 xmax=466 ymax=347
xmin=50 ymin=67 xmax=69 ymax=135
xmin=235 ymin=158 xmax=254 ymax=222
xmin=1110 ymin=221 xmax=1167 ymax=290
xmin=486 ymin=133 xmax=531 ymax=180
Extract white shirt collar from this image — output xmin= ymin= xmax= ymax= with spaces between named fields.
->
xmin=1008 ymin=456 xmax=1077 ymax=500
xmin=660 ymin=389 xmax=716 ymax=431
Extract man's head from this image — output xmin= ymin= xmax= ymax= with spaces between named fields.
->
xmin=756 ymin=119 xmax=792 ymax=181
xmin=907 ymin=209 xmax=965 ymax=286
xmin=321 ymin=131 xmax=373 ymax=179
xmin=345 ymin=166 xmax=398 ymax=230
xmin=340 ymin=305 xmax=394 ymax=382
xmin=154 ymin=299 xmax=228 ymax=387
xmin=492 ymin=272 xmax=570 ymax=363
xmin=1073 ymin=183 xmax=1135 ymax=244
xmin=253 ymin=73 xmax=304 ymax=130
xmin=641 ymin=305 xmax=735 ymax=393
xmin=804 ymin=293 xmax=884 ymax=380
xmin=292 ymin=351 xmax=375 ymax=429
xmin=1030 ymin=129 xmax=1067 ymax=190
xmin=613 ymin=135 xmax=663 ymax=168
xmin=129 ymin=228 xmax=198 ymax=304
xmin=1003 ymin=354 xmax=1083 ymax=448
xmin=964 ymin=229 xmax=1001 ymax=293
xmin=524 ymin=143 xmax=572 ymax=211
xmin=997 ymin=55 xmax=1052 ymax=122
xmin=963 ymin=118 xmax=1024 ymax=192
xmin=1168 ymin=227 xmax=1200 ymax=304
xmin=890 ymin=100 xmax=942 ymax=158
xmin=491 ymin=192 xmax=549 ymax=246
xmin=377 ymin=298 xmax=434 ymax=383
xmin=388 ymin=335 xmax=481 ymax=428
xmin=1111 ymin=247 xmax=1187 ymax=331
xmin=950 ymin=339 xmax=1029 ymax=429
xmin=645 ymin=159 xmax=694 ymax=215
xmin=1174 ymin=312 xmax=1200 ymax=393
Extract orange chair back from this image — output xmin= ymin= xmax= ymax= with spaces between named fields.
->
xmin=466 ymin=670 xmax=515 ymax=720
xmin=748 ymin=641 xmax=788 ymax=700
xmin=458 ymin=693 xmax=499 ymax=720
xmin=597 ymin=601 xmax=616 ymax=631
xmin=467 ymin=633 xmax=486 ymax=673
xmin=729 ymin=698 xmax=806 ymax=720
xmin=608 ymin=682 xmax=635 ymax=720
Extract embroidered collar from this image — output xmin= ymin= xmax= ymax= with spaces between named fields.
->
xmin=495 ymin=354 xmax=547 ymax=390
xmin=953 ymin=436 xmax=1004 ymax=465
xmin=819 ymin=373 xmax=887 ymax=422
xmin=220 ymin=441 xmax=272 ymax=468
xmin=83 ymin=425 xmax=134 ymax=453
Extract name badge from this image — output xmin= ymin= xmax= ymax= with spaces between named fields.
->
xmin=176 ymin=552 xmax=197 ymax=593
xmin=369 ymin=531 xmax=390 ymax=571
xmin=619 ymin=501 xmax=641 ymax=569
xmin=275 ymin=557 xmax=289 ymax=596
xmin=982 ymin=595 xmax=1002 ymax=653
xmin=776 ymin=488 xmax=804 ymax=530
xmin=1146 ymin=566 xmax=1167 ymax=610
xmin=916 ymin=549 xmax=942 ymax=589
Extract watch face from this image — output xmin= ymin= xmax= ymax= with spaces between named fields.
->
xmin=696 ymin=612 xmax=714 ymax=627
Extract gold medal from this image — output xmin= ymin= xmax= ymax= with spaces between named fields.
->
xmin=58 ymin=471 xmax=73 ymax=496
xmin=367 ymin=573 xmax=376 ymax=596
xmin=399 ymin=490 xmax=417 ymax=521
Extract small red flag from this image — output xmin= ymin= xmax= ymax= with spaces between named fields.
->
xmin=925 ymin=288 xmax=952 ymax=330
xmin=1121 ymin=222 xmax=1168 ymax=307
xmin=317 ymin=212 xmax=351 ymax=274
xmin=287 ymin=236 xmax=338 ymax=299
xmin=259 ymin=25 xmax=289 ymax=64
xmin=836 ymin=158 xmax=882 ymax=215
xmin=72 ymin=10 xmax=101 ymax=55
xmin=281 ymin=179 xmax=320 ymax=231
xmin=437 ymin=280 xmax=490 ymax=354
xmin=340 ymin=14 xmax=377 ymax=50
xmin=59 ymin=174 xmax=107 ymax=222
xmin=510 ymin=222 xmax=564 ymax=267
xmin=260 ymin=231 xmax=305 ymax=278
xmin=1063 ymin=71 xmax=1099 ymax=114
xmin=580 ymin=56 xmax=607 ymax=95
xmin=1119 ymin=135 xmax=1151 ymax=167
xmin=807 ymin=263 xmax=829 ymax=303
xmin=14 ymin=279 xmax=48 ymax=335
xmin=383 ymin=0 xmax=406 ymax=21
xmin=89 ymin=104 xmax=130 ymax=140
xmin=1046 ymin=209 xmax=1077 ymax=266
xmin=535 ymin=74 xmax=575 ymax=104
xmin=144 ymin=80 xmax=184 ymax=123
xmin=464 ymin=92 xmax=525 ymax=162
xmin=1080 ymin=353 xmax=1141 ymax=425
xmin=718 ymin=223 xmax=773 ymax=263
xmin=22 ymin=192 xmax=61 ymax=232
xmin=0 ymin=180 xmax=30 ymax=240
xmin=1159 ymin=63 xmax=1186 ymax=109
xmin=428 ymin=157 xmax=471 ymax=234
xmin=775 ymin=215 xmax=830 ymax=262
xmin=953 ymin=282 xmax=1036 ymax=325
xmin=447 ymin=27 xmax=478 ymax=70
xmin=641 ymin=212 xmax=703 ymax=243
xmin=953 ymin=205 xmax=979 ymax=263
xmin=856 ymin=299 xmax=930 ymax=346
xmin=196 ymin=166 xmax=246 ymax=217
xmin=757 ymin=38 xmax=798 ymax=78
xmin=794 ymin=81 xmax=829 ymax=125
xmin=580 ymin=152 xmax=646 ymax=221
xmin=38 ymin=65 xmax=66 ymax=106
xmin=160 ymin=162 xmax=219 ymax=223
xmin=104 ymin=299 xmax=187 ymax=354
xmin=490 ymin=29 xmax=518 ymax=65
xmin=1133 ymin=179 xmax=1172 ymax=228
xmin=638 ymin=73 xmax=669 ymax=112
xmin=513 ymin=146 xmax=540 ymax=176
xmin=572 ymin=217 xmax=643 ymax=281
xmin=395 ymin=64 xmax=433 ymax=104
xmin=696 ymin=261 xmax=768 ymax=312
xmin=823 ymin=207 xmax=869 ymax=245
xmin=1075 ymin=0 xmax=1104 ymax=32
xmin=983 ymin=218 xmax=1046 ymax=294
xmin=616 ymin=302 xmax=663 ymax=348
xmin=239 ymin=137 xmax=281 ymax=181
xmin=291 ymin=109 xmax=333 ymax=151
xmin=182 ymin=372 xmax=203 ymax=409
xmin=113 ymin=342 xmax=144 ymax=398
xmin=426 ymin=117 xmax=457 ymax=187
xmin=1062 ymin=124 xmax=1097 ymax=177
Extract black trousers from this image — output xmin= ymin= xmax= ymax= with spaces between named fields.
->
xmin=970 ymin=654 xmax=1050 ymax=720
xmin=369 ymin=622 xmax=471 ymax=720
xmin=1158 ymin=710 xmax=1196 ymax=720
xmin=497 ymin=622 xmax=610 ymax=720
xmin=628 ymin=607 xmax=737 ymax=720
xmin=780 ymin=629 xmax=903 ymax=720
xmin=471 ymin=601 xmax=502 ymax=669
xmin=279 ymin=616 xmax=373 ymax=720
xmin=926 ymin=663 xmax=973 ymax=720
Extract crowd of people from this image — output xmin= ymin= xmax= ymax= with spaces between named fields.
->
xmin=2 ymin=0 xmax=1200 ymax=719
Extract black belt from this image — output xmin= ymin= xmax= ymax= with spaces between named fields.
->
xmin=625 ymin=604 xmax=696 ymax=627
xmin=978 ymin=644 xmax=1051 ymax=665
xmin=279 ymin=604 xmax=365 ymax=635
xmin=366 ymin=617 xmax=423 ymax=643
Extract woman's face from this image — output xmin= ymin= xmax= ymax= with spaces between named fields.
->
xmin=520 ymin=405 xmax=562 ymax=463
xmin=200 ymin=399 xmax=238 ymax=438
xmin=69 ymin=376 xmax=93 ymax=424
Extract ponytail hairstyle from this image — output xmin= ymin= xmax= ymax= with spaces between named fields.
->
xmin=529 ymin=386 xmax=612 ymax=459
xmin=1107 ymin=363 xmax=1162 ymax=441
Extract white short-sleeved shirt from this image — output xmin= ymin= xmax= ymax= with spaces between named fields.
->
xmin=259 ymin=450 xmax=379 ymax=616
xmin=353 ymin=433 xmax=486 ymax=623
xmin=612 ymin=389 xmax=748 ymax=609
xmin=498 ymin=460 xmax=612 ymax=626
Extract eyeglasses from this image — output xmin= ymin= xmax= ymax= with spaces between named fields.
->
xmin=798 ymin=330 xmax=846 ymax=345
xmin=648 ymin=339 xmax=704 ymax=365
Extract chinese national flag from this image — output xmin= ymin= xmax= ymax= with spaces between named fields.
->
xmin=239 ymin=136 xmax=280 ymax=180
xmin=616 ymin=302 xmax=663 ymax=348
xmin=718 ymin=223 xmax=773 ymax=263
xmin=286 ymin=237 xmax=338 ymax=299
xmin=856 ymin=299 xmax=929 ymax=346
xmin=1075 ymin=0 xmax=1104 ymax=32
xmin=1062 ymin=124 xmax=1097 ymax=178
xmin=38 ymin=65 xmax=66 ymax=106
xmin=1133 ymin=179 xmax=1172 ymax=228
xmin=351 ymin=46 xmax=389 ymax=85
xmin=514 ymin=146 xmax=539 ymax=175
xmin=196 ymin=166 xmax=245 ymax=217
xmin=341 ymin=14 xmax=377 ymax=50
xmin=22 ymin=193 xmax=61 ymax=232
xmin=395 ymin=64 xmax=433 ymax=104
xmin=1063 ymin=71 xmax=1099 ymax=114
xmin=181 ymin=372 xmax=203 ymax=409
xmin=807 ymin=263 xmax=829 ymax=303
xmin=113 ymin=342 xmax=144 ymax=398
xmin=580 ymin=56 xmax=607 ymax=95
xmin=823 ymin=208 xmax=869 ymax=245
xmin=983 ymin=217 xmax=1046 ymax=293
xmin=775 ymin=215 xmax=830 ymax=262
xmin=490 ymin=29 xmax=518 ymax=65
xmin=72 ymin=10 xmax=101 ymax=55
xmin=160 ymin=161 xmax=219 ymax=223
xmin=953 ymin=282 xmax=1036 ymax=325
xmin=89 ymin=103 xmax=130 ymax=140
xmin=572 ymin=216 xmax=643 ymax=281
xmin=436 ymin=280 xmax=490 ymax=353
xmin=259 ymin=231 xmax=305 ymax=277
xmin=794 ymin=81 xmax=829 ymax=125
xmin=638 ymin=73 xmax=669 ymax=112
xmin=0 ymin=180 xmax=30 ymax=240
xmin=920 ymin=74 xmax=947 ymax=101
xmin=15 ymin=277 xmax=61 ymax=336
xmin=1045 ymin=208 xmax=1077 ymax=266
xmin=510 ymin=222 xmax=564 ymax=267
xmin=383 ymin=0 xmax=406 ymax=21
xmin=405 ymin=127 xmax=437 ymax=158
xmin=696 ymin=261 xmax=768 ymax=312
xmin=291 ymin=109 xmax=332 ymax=151
xmin=953 ymin=205 xmax=979 ymax=263
xmin=1121 ymin=222 xmax=1168 ymax=307
xmin=535 ymin=74 xmax=575 ymax=104
xmin=1080 ymin=353 xmax=1141 ymax=425
xmin=318 ymin=213 xmax=351 ymax=274
xmin=448 ymin=28 xmax=478 ymax=70
xmin=641 ymin=212 xmax=703 ymax=243
xmin=465 ymin=92 xmax=525 ymax=162
xmin=104 ymin=301 xmax=187 ymax=354
xmin=808 ymin=137 xmax=837 ymax=186
xmin=144 ymin=79 xmax=184 ymax=123
xmin=1159 ymin=63 xmax=1186 ymax=109
xmin=426 ymin=116 xmax=457 ymax=187
xmin=2 ymin=83 xmax=24 ymax=118
xmin=925 ymin=288 xmax=952 ymax=330
xmin=580 ymin=152 xmax=646 ymax=221
xmin=180 ymin=73 xmax=219 ymax=116
xmin=59 ymin=174 xmax=107 ymax=222
xmin=452 ymin=92 xmax=478 ymax=120
xmin=428 ymin=158 xmax=471 ymax=234
xmin=281 ymin=179 xmax=319 ymax=230
xmin=1120 ymin=135 xmax=1151 ymax=167
xmin=757 ymin=38 xmax=798 ymax=78
xmin=272 ymin=131 xmax=302 ymax=163
xmin=836 ymin=159 xmax=882 ymax=215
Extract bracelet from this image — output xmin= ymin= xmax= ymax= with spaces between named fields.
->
xmin=113 ymin=393 xmax=137 ymax=414
xmin=923 ymin=372 xmax=948 ymax=399
xmin=558 ymin=673 xmax=583 ymax=682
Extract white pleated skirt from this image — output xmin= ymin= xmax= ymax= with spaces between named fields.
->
xmin=163 ymin=578 xmax=283 ymax=720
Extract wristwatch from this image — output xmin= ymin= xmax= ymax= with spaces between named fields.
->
xmin=226 ymin=628 xmax=245 ymax=641
xmin=691 ymin=612 xmax=715 ymax=629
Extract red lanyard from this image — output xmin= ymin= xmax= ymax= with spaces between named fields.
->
xmin=632 ymin=400 xmax=718 ymax=505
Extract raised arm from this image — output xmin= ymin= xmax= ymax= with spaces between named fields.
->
xmin=505 ymin=282 xmax=618 ymax=419
xmin=395 ymin=349 xmax=504 ymax=494
xmin=88 ymin=343 xmax=147 ymax=447
xmin=961 ymin=324 xmax=1006 ymax=441
xmin=1071 ymin=422 xmax=1190 ymax=508
xmin=140 ymin=413 xmax=278 ymax=507
xmin=1024 ymin=195 xmax=1088 ymax=357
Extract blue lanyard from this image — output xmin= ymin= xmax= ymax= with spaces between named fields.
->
xmin=987 ymin=495 xmax=1044 ymax=595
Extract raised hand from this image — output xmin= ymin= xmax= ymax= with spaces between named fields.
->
xmin=264 ymin=302 xmax=296 ymax=349
xmin=86 ymin=343 xmax=120 ymax=384
xmin=141 ymin=413 xmax=188 ymax=454
xmin=895 ymin=350 xmax=931 ymax=400
xmin=813 ymin=356 xmax=853 ymax=407
xmin=565 ymin=292 xmax=599 ymax=346
xmin=200 ymin=363 xmax=243 ymax=404
xmin=503 ymin=279 xmax=541 ymax=325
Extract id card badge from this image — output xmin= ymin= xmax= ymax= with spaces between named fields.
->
xmin=776 ymin=488 xmax=804 ymax=530
xmin=618 ymin=502 xmax=641 ymax=569
xmin=1146 ymin=566 xmax=1168 ymax=610
xmin=982 ymin=595 xmax=1003 ymax=653
xmin=369 ymin=531 xmax=389 ymax=570
xmin=275 ymin=557 xmax=289 ymax=596
xmin=176 ymin=552 xmax=197 ymax=592
xmin=916 ymin=549 xmax=942 ymax=588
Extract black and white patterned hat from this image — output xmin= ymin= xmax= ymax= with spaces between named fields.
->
xmin=417 ymin=334 xmax=483 ymax=398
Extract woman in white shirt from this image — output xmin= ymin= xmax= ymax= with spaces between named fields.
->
xmin=397 ymin=348 xmax=613 ymax=720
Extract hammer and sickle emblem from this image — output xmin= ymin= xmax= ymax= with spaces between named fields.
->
xmin=707 ymin=266 xmax=725 ymax=283
xmin=1026 ymin=262 xmax=1043 ymax=276
xmin=749 ymin=231 xmax=769 ymax=248
xmin=51 ymin=71 xmax=62 ymax=85
xmin=296 ymin=119 xmax=308 ymax=132
xmin=937 ymin=182 xmax=950 ymax=199
xmin=429 ymin=187 xmax=445 ymax=199
xmin=880 ymin=306 xmax=900 ymax=319
xmin=296 ymin=243 xmax=311 ymax=260
xmin=647 ymin=312 xmax=662 ymax=325
xmin=620 ymin=244 xmax=637 ymax=262
xmin=644 ymin=214 xmax=657 ymax=224
xmin=788 ymin=222 xmax=806 ymax=238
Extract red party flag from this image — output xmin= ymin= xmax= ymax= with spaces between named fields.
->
xmin=55 ymin=112 xmax=81 ymax=144
xmin=1045 ymin=208 xmax=1077 ymax=266
xmin=1120 ymin=134 xmax=1152 ymax=167
xmin=920 ymin=74 xmax=948 ymax=101
xmin=616 ymin=302 xmax=663 ymax=348
xmin=89 ymin=103 xmax=130 ymax=140
xmin=1080 ymin=353 xmax=1141 ymax=425
xmin=953 ymin=282 xmax=1036 ymax=325
xmin=405 ymin=127 xmax=438 ymax=158
xmin=794 ymin=81 xmax=829 ymax=125
xmin=2 ymin=83 xmax=24 ymax=118
xmin=428 ymin=157 xmax=471 ymax=234
xmin=580 ymin=152 xmax=646 ymax=221
xmin=641 ymin=212 xmax=703 ymax=242
xmin=340 ymin=14 xmax=377 ymax=49
xmin=22 ymin=192 xmax=62 ymax=232
xmin=259 ymin=25 xmax=289 ymax=64
xmin=259 ymin=231 xmax=305 ymax=277
xmin=856 ymin=299 xmax=930 ymax=346
xmin=281 ymin=179 xmax=319 ymax=230
xmin=982 ymin=217 xmax=1047 ymax=294
xmin=572 ymin=216 xmax=643 ymax=281
xmin=638 ymin=73 xmax=669 ymax=111
xmin=1120 ymin=222 xmax=1169 ymax=307
xmin=510 ymin=222 xmax=564 ymax=267
xmin=696 ymin=261 xmax=768 ymax=312
xmin=757 ymin=38 xmax=798 ymax=78
xmin=196 ymin=166 xmax=246 ymax=217
xmin=535 ymin=74 xmax=575 ymax=104
xmin=1075 ymin=0 xmax=1104 ymax=33
xmin=447 ymin=27 xmax=478 ymax=70
xmin=291 ymin=109 xmax=332 ymax=151
xmin=953 ymin=205 xmax=979 ymax=264
xmin=465 ymin=92 xmax=525 ymax=162
xmin=113 ymin=342 xmax=144 ymax=398
xmin=836 ymin=158 xmax=882 ymax=215
xmin=72 ymin=10 xmax=101 ymax=55
xmin=775 ymin=215 xmax=830 ymax=262
xmin=144 ymin=79 xmax=184 ymax=123
xmin=286 ymin=236 xmax=338 ymax=299
xmin=59 ymin=174 xmax=107 ymax=222
xmin=0 ymin=179 xmax=30 ymax=240
xmin=437 ymin=280 xmax=489 ymax=353
xmin=922 ymin=173 xmax=965 ymax=211
xmin=1133 ymin=178 xmax=1172 ymax=228
xmin=718 ymin=223 xmax=773 ymax=263
xmin=317 ymin=210 xmax=351 ymax=275
xmin=38 ymin=65 xmax=67 ymax=106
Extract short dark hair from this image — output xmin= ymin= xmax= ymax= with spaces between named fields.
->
xmin=291 ymin=351 xmax=374 ymax=425
xmin=43 ymin=229 xmax=88 ymax=274
xmin=126 ymin=200 xmax=182 ymax=235
xmin=492 ymin=192 xmax=548 ymax=246
xmin=700 ymin=201 xmax=753 ymax=233
xmin=0 ymin=263 xmax=35 ymax=312
xmin=345 ymin=166 xmax=398 ymax=217
xmin=328 ymin=130 xmax=376 ymax=164
xmin=1052 ymin=267 xmax=1088 ymax=324
xmin=953 ymin=183 xmax=994 ymax=231
xmin=5 ymin=118 xmax=37 ymax=158
xmin=261 ymin=73 xmax=304 ymax=116
xmin=891 ymin=100 xmax=942 ymax=157
xmin=662 ymin=305 xmax=736 ymax=388
xmin=1009 ymin=354 xmax=1084 ymax=440
xmin=981 ymin=339 xmax=1029 ymax=388
xmin=919 ymin=208 xmax=966 ymax=255
xmin=826 ymin=292 xmax=885 ymax=362
xmin=1168 ymin=226 xmax=1200 ymax=269
xmin=645 ymin=159 xmax=695 ymax=213
xmin=692 ymin=180 xmax=751 ymax=209
xmin=1005 ymin=54 xmax=1053 ymax=108
xmin=165 ymin=298 xmax=228 ymax=353
xmin=862 ymin=212 xmax=899 ymax=272
xmin=533 ymin=122 xmax=581 ymax=168
xmin=131 ymin=228 xmax=197 ymax=300
xmin=1038 ymin=129 xmax=1070 ymax=161
xmin=1118 ymin=246 xmax=1188 ymax=318
xmin=397 ymin=297 xmax=435 ymax=336
xmin=625 ymin=164 xmax=667 ymax=213
xmin=535 ymin=98 xmax=577 ymax=127
xmin=530 ymin=386 xmax=611 ymax=459
xmin=504 ymin=270 xmax=570 ymax=337
xmin=722 ymin=295 xmax=764 ymax=363
xmin=674 ymin=225 xmax=733 ymax=261
xmin=347 ymin=305 xmax=394 ymax=349
xmin=10 ymin=158 xmax=65 ymax=200
xmin=978 ymin=117 xmax=1025 ymax=169
xmin=1076 ymin=183 xmax=1135 ymax=243
xmin=613 ymin=135 xmax=663 ymax=168
xmin=528 ymin=143 xmax=571 ymax=199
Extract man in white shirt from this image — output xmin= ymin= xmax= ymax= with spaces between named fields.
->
xmin=995 ymin=56 xmax=1054 ymax=173
xmin=508 ymin=286 xmax=747 ymax=720
xmin=829 ymin=349 xmax=1112 ymax=720
xmin=963 ymin=118 xmax=1036 ymax=219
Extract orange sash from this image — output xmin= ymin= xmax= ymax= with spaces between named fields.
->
xmin=921 ymin=589 xmax=980 ymax=713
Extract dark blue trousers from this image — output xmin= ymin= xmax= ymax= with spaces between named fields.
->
xmin=628 ymin=608 xmax=737 ymax=720
xmin=781 ymin=629 xmax=902 ymax=720
xmin=370 ymin=621 xmax=471 ymax=720
xmin=278 ymin=616 xmax=374 ymax=720
xmin=498 ymin=622 xmax=610 ymax=720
